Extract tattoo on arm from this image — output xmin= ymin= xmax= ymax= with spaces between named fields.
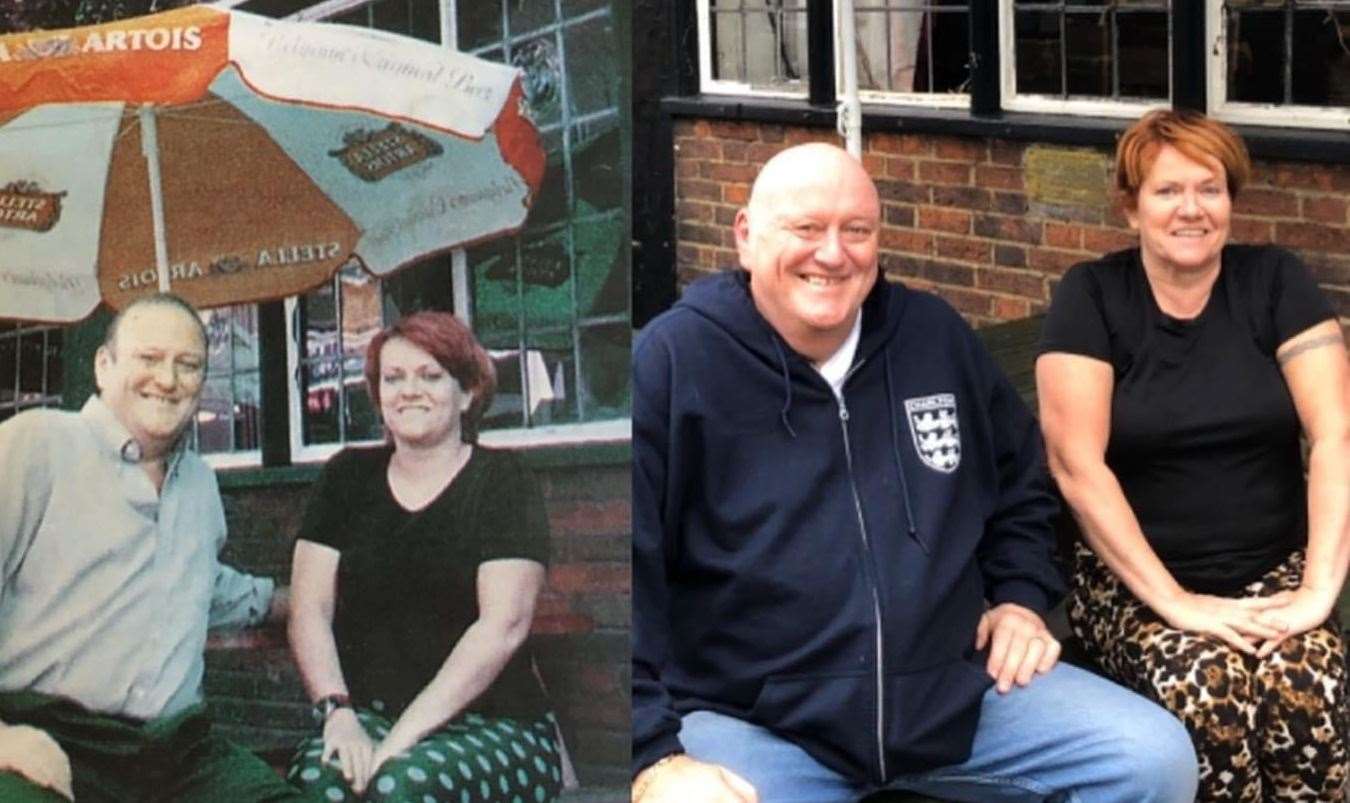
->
xmin=1277 ymin=334 xmax=1344 ymax=366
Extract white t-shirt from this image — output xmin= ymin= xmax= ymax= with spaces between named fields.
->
xmin=814 ymin=312 xmax=862 ymax=401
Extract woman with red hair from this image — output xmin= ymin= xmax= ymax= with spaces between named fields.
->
xmin=285 ymin=311 xmax=563 ymax=803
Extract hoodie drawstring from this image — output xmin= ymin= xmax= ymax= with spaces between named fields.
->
xmin=769 ymin=336 xmax=799 ymax=438
xmin=884 ymin=345 xmax=925 ymax=553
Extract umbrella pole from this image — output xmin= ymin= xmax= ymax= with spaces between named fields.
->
xmin=138 ymin=105 xmax=172 ymax=293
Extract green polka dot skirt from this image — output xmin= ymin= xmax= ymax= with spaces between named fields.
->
xmin=288 ymin=710 xmax=563 ymax=803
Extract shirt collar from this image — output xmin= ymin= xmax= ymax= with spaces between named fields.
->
xmin=80 ymin=395 xmax=188 ymax=472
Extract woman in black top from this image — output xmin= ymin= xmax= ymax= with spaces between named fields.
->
xmin=286 ymin=311 xmax=563 ymax=803
xmin=1037 ymin=110 xmax=1349 ymax=801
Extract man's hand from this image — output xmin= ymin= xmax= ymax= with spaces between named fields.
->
xmin=975 ymin=603 xmax=1060 ymax=693
xmin=0 ymin=723 xmax=73 ymax=800
xmin=321 ymin=708 xmax=376 ymax=794
xmin=267 ymin=584 xmax=290 ymax=626
xmin=632 ymin=755 xmax=758 ymax=803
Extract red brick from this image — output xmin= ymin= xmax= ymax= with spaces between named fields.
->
xmin=1234 ymin=217 xmax=1275 ymax=245
xmin=1082 ymin=226 xmax=1136 ymax=254
xmin=724 ymin=184 xmax=750 ymax=205
xmin=974 ymin=214 xmax=1042 ymax=245
xmin=784 ymin=128 xmax=835 ymax=146
xmin=679 ymin=222 xmax=723 ymax=247
xmin=994 ymin=244 xmax=1026 ymax=268
xmin=547 ymin=563 xmax=630 ymax=595
xmin=876 ymin=179 xmax=931 ymax=204
xmin=531 ymin=613 xmax=593 ymax=636
xmin=1277 ymin=221 xmax=1348 ymax=253
xmin=1303 ymin=196 xmax=1348 ymax=225
xmin=1324 ymin=286 xmax=1350 ymax=318
xmin=880 ymin=228 xmax=935 ymax=254
xmin=705 ymin=162 xmax=758 ymax=183
xmin=548 ymin=499 xmax=631 ymax=537
xmin=862 ymin=153 xmax=887 ymax=177
xmin=1306 ymin=253 xmax=1350 ymax=286
xmin=934 ymin=186 xmax=993 ymax=211
xmin=989 ymin=140 xmax=1025 ymax=167
xmin=918 ymin=206 xmax=973 ymax=234
xmin=919 ymin=259 xmax=976 ymax=286
xmin=760 ymin=125 xmax=786 ymax=143
xmin=1236 ymin=188 xmax=1299 ymax=218
xmin=886 ymin=157 xmax=917 ymax=180
xmin=676 ymin=200 xmax=714 ymax=223
xmin=721 ymin=140 xmax=749 ymax=163
xmin=975 ymin=165 xmax=1023 ymax=191
xmin=675 ymin=159 xmax=700 ymax=179
xmin=1269 ymin=162 xmax=1350 ymax=194
xmin=977 ymin=268 xmax=1047 ymax=299
xmin=992 ymin=192 xmax=1028 ymax=216
xmin=936 ymin=286 xmax=993 ymax=317
xmin=1027 ymin=247 xmax=1084 ymax=275
xmin=676 ymin=243 xmax=701 ymax=265
xmin=708 ymin=120 xmax=760 ymax=141
xmin=714 ymin=206 xmax=738 ymax=226
xmin=934 ymin=137 xmax=986 ymax=162
xmin=871 ymin=132 xmax=929 ymax=156
xmin=919 ymin=160 xmax=973 ymax=186
xmin=993 ymin=296 xmax=1032 ymax=321
xmin=1044 ymin=222 xmax=1083 ymax=250
xmin=936 ymin=236 xmax=991 ymax=263
xmin=679 ymin=178 xmax=721 ymax=202
xmin=884 ymin=204 xmax=916 ymax=227
xmin=747 ymin=142 xmax=783 ymax=163
xmin=880 ymin=251 xmax=924 ymax=278
xmin=691 ymin=120 xmax=712 ymax=137
xmin=675 ymin=138 xmax=719 ymax=160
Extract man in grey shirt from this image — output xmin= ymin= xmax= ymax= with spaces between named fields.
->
xmin=0 ymin=294 xmax=301 ymax=802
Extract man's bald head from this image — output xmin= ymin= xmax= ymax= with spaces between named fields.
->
xmin=744 ymin=143 xmax=880 ymax=228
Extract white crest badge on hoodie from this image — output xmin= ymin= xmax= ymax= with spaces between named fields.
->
xmin=904 ymin=393 xmax=960 ymax=473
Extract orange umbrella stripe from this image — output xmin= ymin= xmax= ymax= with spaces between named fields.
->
xmin=0 ymin=5 xmax=228 ymax=110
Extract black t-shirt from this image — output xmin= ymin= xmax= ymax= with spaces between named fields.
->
xmin=1040 ymin=245 xmax=1334 ymax=593
xmin=297 ymin=445 xmax=551 ymax=719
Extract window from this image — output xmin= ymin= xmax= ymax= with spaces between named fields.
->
xmin=193 ymin=305 xmax=261 ymax=466
xmin=852 ymin=1 xmax=973 ymax=107
xmin=1208 ymin=0 xmax=1350 ymax=130
xmin=697 ymin=0 xmax=810 ymax=96
xmin=1001 ymin=0 xmax=1170 ymax=116
xmin=0 ymin=323 xmax=61 ymax=424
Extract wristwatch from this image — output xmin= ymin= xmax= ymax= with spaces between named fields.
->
xmin=311 ymin=693 xmax=352 ymax=725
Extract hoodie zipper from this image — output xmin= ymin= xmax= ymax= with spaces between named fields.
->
xmin=838 ymin=398 xmax=887 ymax=783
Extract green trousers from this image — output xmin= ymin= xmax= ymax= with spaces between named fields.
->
xmin=0 ymin=771 xmax=69 ymax=802
xmin=288 ymin=710 xmax=563 ymax=803
xmin=0 ymin=691 xmax=302 ymax=803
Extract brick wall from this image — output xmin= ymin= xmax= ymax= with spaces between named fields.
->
xmin=204 ymin=447 xmax=631 ymax=789
xmin=673 ymin=119 xmax=1350 ymax=329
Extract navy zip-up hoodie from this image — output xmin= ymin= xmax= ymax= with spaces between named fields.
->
xmin=632 ymin=271 xmax=1063 ymax=786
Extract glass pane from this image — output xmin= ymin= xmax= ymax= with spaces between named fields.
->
xmin=370 ymin=0 xmax=411 ymax=36
xmin=528 ymin=152 xmax=570 ymax=228
xmin=302 ymin=357 xmax=341 ymax=445
xmin=342 ymin=366 xmax=382 ymax=442
xmin=711 ymin=11 xmax=746 ymax=83
xmin=562 ymin=0 xmax=608 ymax=14
xmin=520 ymin=228 xmax=573 ymax=331
xmin=927 ymin=8 xmax=970 ymax=93
xmin=1015 ymin=11 xmax=1061 ymax=95
xmin=17 ymin=333 xmax=44 ymax=395
xmin=1118 ymin=11 xmax=1168 ymax=99
xmin=201 ymin=308 xmax=234 ymax=375
xmin=1291 ymin=10 xmax=1350 ymax=107
xmin=1227 ymin=10 xmax=1284 ymax=104
xmin=44 ymin=329 xmax=62 ymax=396
xmin=457 ymin=1 xmax=502 ymax=50
xmin=481 ymin=348 xmax=527 ymax=430
xmin=339 ymin=266 xmax=382 ymax=367
xmin=574 ymin=214 xmax=627 ymax=318
xmin=578 ymin=323 xmax=630 ymax=421
xmin=509 ymin=0 xmax=557 ymax=37
xmin=565 ymin=13 xmax=621 ymax=119
xmin=0 ymin=336 xmax=17 ymax=404
xmin=469 ymin=238 xmax=522 ymax=335
xmin=233 ymin=370 xmax=261 ymax=451
xmin=197 ymin=377 xmax=234 ymax=454
xmin=521 ymin=337 xmax=578 ymax=425
xmin=331 ymin=6 xmax=371 ymax=27
xmin=855 ymin=10 xmax=902 ymax=92
xmin=408 ymin=0 xmax=439 ymax=44
xmin=1064 ymin=12 xmax=1108 ymax=97
xmin=572 ymin=124 xmax=622 ymax=215
xmin=513 ymin=36 xmax=564 ymax=129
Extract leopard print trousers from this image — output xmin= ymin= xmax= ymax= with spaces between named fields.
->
xmin=1067 ymin=545 xmax=1348 ymax=802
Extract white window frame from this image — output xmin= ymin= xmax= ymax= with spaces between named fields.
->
xmin=1205 ymin=0 xmax=1350 ymax=131
xmin=997 ymin=0 xmax=1169 ymax=119
xmin=840 ymin=0 xmax=971 ymax=110
xmin=696 ymin=0 xmax=811 ymax=98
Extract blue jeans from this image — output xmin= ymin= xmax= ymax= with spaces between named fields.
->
xmin=680 ymin=663 xmax=1197 ymax=803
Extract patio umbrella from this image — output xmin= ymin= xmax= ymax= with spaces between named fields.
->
xmin=0 ymin=5 xmax=544 ymax=323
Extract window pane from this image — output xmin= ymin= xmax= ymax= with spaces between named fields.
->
xmin=44 ymin=330 xmax=62 ymax=397
xmin=0 ymin=335 xmax=15 ymax=408
xmin=1014 ymin=3 xmax=1169 ymax=101
xmin=195 ymin=305 xmax=260 ymax=456
xmin=198 ymin=377 xmax=235 ymax=453
xmin=1226 ymin=4 xmax=1350 ymax=109
xmin=514 ymin=36 xmax=564 ymax=129
xmin=457 ymin=2 xmax=502 ymax=50
xmin=1064 ymin=12 xmax=1108 ymax=97
xmin=711 ymin=10 xmax=747 ymax=83
xmin=565 ymin=14 xmax=621 ymax=118
xmin=17 ymin=332 xmax=44 ymax=395
xmin=1015 ymin=10 xmax=1061 ymax=95
xmin=578 ymin=322 xmax=630 ymax=421
xmin=1226 ymin=9 xmax=1285 ymax=104
xmin=1117 ymin=11 xmax=1168 ymax=99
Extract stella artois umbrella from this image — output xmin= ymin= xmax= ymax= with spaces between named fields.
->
xmin=0 ymin=5 xmax=544 ymax=322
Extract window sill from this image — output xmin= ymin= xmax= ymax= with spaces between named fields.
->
xmin=660 ymin=95 xmax=1350 ymax=164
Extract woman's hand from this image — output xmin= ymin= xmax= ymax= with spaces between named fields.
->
xmin=1154 ymin=591 xmax=1292 ymax=653
xmin=368 ymin=730 xmax=417 ymax=781
xmin=322 ymin=708 xmax=376 ymax=794
xmin=1253 ymin=586 xmax=1337 ymax=657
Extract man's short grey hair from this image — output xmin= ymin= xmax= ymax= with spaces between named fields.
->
xmin=102 ymin=293 xmax=209 ymax=356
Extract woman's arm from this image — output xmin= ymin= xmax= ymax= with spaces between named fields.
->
xmin=375 ymin=558 xmax=545 ymax=759
xmin=289 ymin=539 xmax=376 ymax=792
xmin=1036 ymin=352 xmax=1288 ymax=652
xmin=1259 ymin=320 xmax=1350 ymax=653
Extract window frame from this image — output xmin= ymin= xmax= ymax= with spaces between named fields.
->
xmin=843 ymin=0 xmax=974 ymax=109
xmin=1204 ymin=0 xmax=1350 ymax=131
xmin=696 ymin=0 xmax=813 ymax=98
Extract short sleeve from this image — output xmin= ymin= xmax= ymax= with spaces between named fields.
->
xmin=1039 ymin=262 xmax=1112 ymax=361
xmin=295 ymin=448 xmax=360 ymax=552
xmin=1271 ymin=249 xmax=1335 ymax=345
xmin=473 ymin=451 xmax=550 ymax=566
